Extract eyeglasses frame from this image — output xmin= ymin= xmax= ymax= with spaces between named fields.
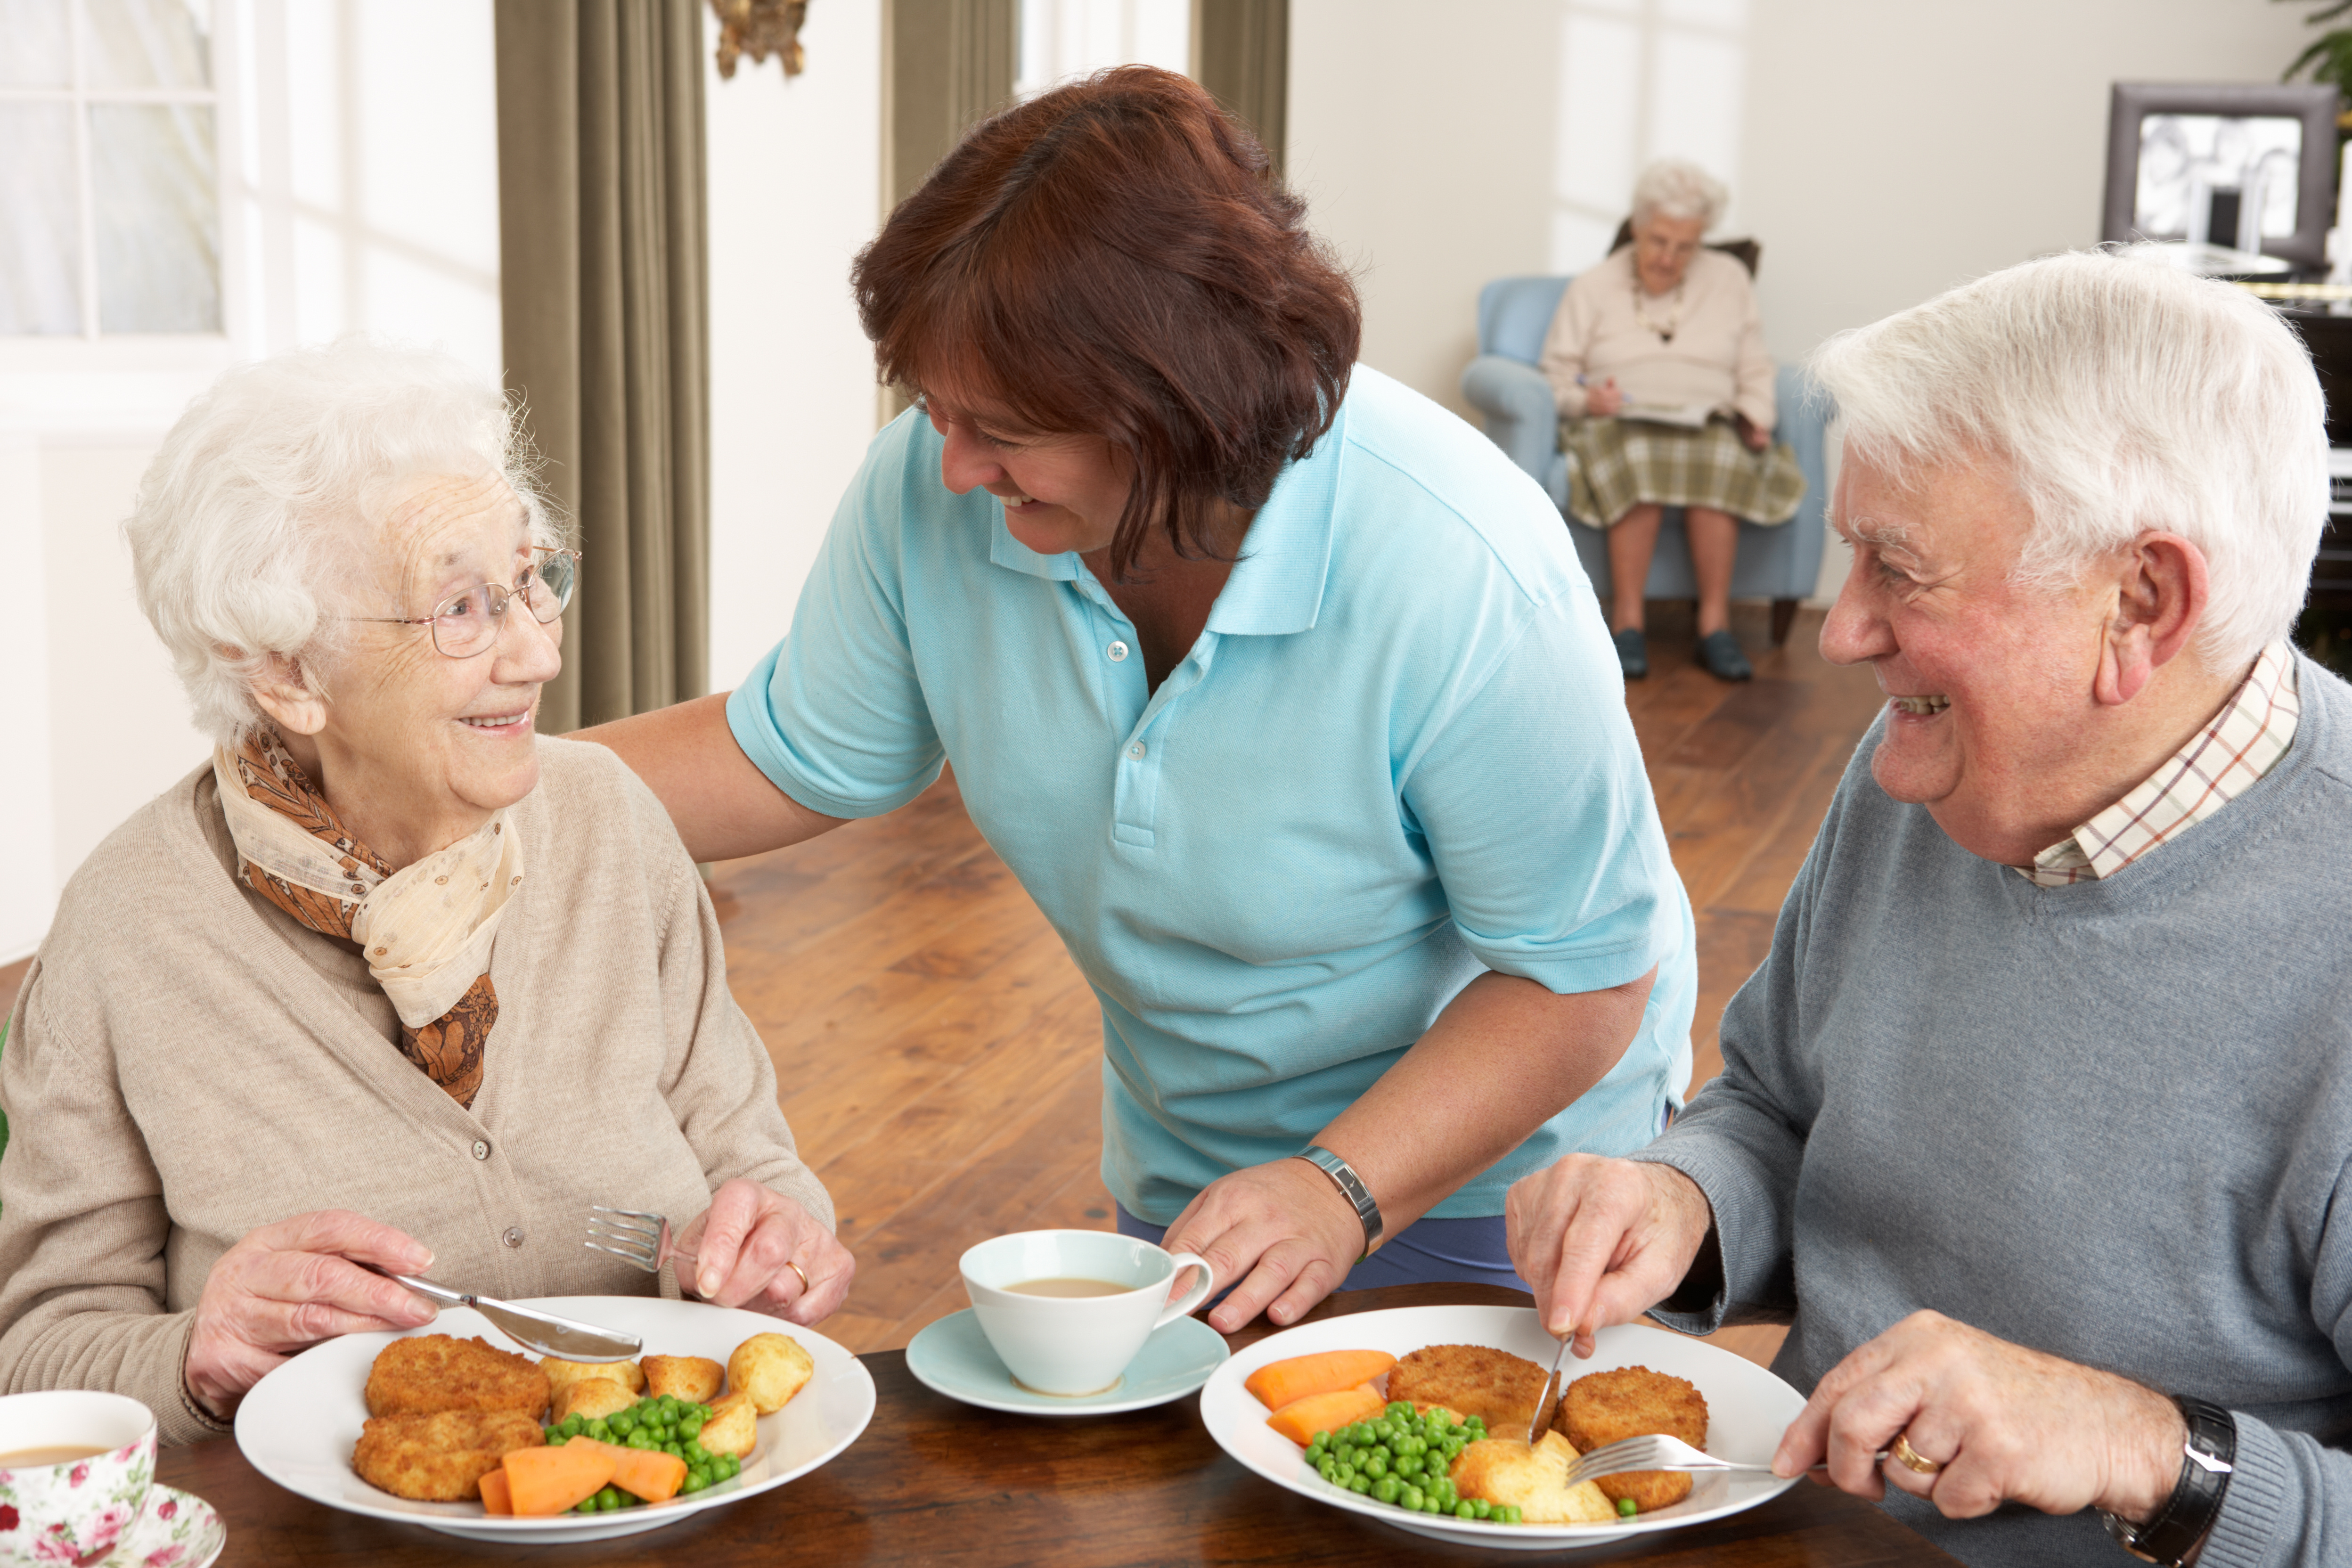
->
xmin=345 ymin=545 xmax=582 ymax=659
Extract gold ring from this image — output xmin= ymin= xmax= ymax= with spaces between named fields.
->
xmin=1889 ymin=1433 xmax=1942 ymax=1476
xmin=784 ymin=1259 xmax=811 ymax=1297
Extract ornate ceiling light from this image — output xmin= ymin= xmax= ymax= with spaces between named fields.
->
xmin=710 ymin=0 xmax=808 ymax=78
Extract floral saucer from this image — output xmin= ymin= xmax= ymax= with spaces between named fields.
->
xmin=96 ymin=1487 xmax=223 ymax=1568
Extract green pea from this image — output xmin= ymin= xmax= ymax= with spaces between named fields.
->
xmin=686 ymin=1441 xmax=710 ymax=1466
xmin=680 ymin=1416 xmax=704 ymax=1439
xmin=1454 ymin=1501 xmax=1476 ymax=1519
xmin=1472 ymin=1499 xmax=1493 ymax=1520
xmin=1349 ymin=1474 xmax=1371 ymax=1494
xmin=1333 ymin=1463 xmax=1356 ymax=1486
xmin=1317 ymin=1459 xmax=1337 ymax=1482
xmin=1371 ymin=1477 xmax=1401 ymax=1504
xmin=1365 ymin=1451 xmax=1390 ymax=1478
xmin=575 ymin=1498 xmax=598 ymax=1514
xmin=1398 ymin=1484 xmax=1424 ymax=1511
xmin=1617 ymin=1497 xmax=1639 ymax=1518
xmin=681 ymin=1474 xmax=707 ymax=1494
xmin=1393 ymin=1452 xmax=1420 ymax=1478
xmin=1440 ymin=1437 xmax=1464 ymax=1461
xmin=1502 ymin=1505 xmax=1522 ymax=1525
xmin=1386 ymin=1401 xmax=1411 ymax=1418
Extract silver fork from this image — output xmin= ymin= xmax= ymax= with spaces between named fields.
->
xmin=585 ymin=1205 xmax=699 ymax=1276
xmin=1562 ymin=1432 xmax=1866 ymax=1486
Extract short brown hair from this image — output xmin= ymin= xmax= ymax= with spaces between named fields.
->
xmin=853 ymin=66 xmax=1360 ymax=580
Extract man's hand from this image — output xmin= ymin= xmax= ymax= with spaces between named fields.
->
xmin=187 ymin=1210 xmax=437 ymax=1417
xmin=679 ymin=1180 xmax=854 ymax=1324
xmin=1161 ymin=1158 xmax=1368 ymax=1334
xmin=1774 ymin=1310 xmax=2187 ymax=1522
xmin=1504 ymin=1155 xmax=1712 ymax=1355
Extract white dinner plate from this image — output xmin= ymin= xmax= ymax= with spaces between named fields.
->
xmin=1200 ymin=1304 xmax=1805 ymax=1553
xmin=234 ymin=1297 xmax=875 ymax=1543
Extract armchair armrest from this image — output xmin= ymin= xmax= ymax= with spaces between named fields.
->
xmin=1771 ymin=363 xmax=1832 ymax=598
xmin=1460 ymin=354 xmax=1558 ymax=482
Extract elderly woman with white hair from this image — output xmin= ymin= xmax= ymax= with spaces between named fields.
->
xmin=1508 ymin=250 xmax=2352 ymax=1567
xmin=0 ymin=340 xmax=851 ymax=1443
xmin=1540 ymin=158 xmax=1805 ymax=680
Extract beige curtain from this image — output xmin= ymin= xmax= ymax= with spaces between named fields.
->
xmin=882 ymin=0 xmax=1018 ymax=210
xmin=495 ymin=0 xmax=710 ymax=735
xmin=1194 ymin=0 xmax=1288 ymax=177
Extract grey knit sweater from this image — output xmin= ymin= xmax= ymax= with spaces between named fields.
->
xmin=1639 ymin=652 xmax=2352 ymax=1568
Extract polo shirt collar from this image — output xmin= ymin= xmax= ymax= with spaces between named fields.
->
xmin=982 ymin=399 xmax=1348 ymax=635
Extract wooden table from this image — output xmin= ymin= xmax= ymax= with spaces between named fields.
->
xmin=158 ymin=1283 xmax=1957 ymax=1566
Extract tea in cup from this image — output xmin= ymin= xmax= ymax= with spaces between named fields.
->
xmin=0 ymin=1390 xmax=157 ymax=1568
xmin=960 ymin=1229 xmax=1216 ymax=1396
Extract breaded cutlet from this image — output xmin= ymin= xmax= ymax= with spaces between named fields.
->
xmin=351 ymin=1409 xmax=545 ymax=1501
xmin=1386 ymin=1343 xmax=1551 ymax=1435
xmin=364 ymin=1333 xmax=551 ymax=1420
xmin=1557 ymin=1364 xmax=1710 ymax=1511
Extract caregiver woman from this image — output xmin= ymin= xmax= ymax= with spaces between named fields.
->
xmin=588 ymin=67 xmax=1697 ymax=1332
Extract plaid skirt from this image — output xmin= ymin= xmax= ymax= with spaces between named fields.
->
xmin=1561 ymin=415 xmax=1806 ymax=530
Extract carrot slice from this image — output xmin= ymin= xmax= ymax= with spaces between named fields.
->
xmin=568 ymin=1437 xmax=690 ymax=1505
xmin=502 ymin=1443 xmax=618 ymax=1517
xmin=1266 ymin=1383 xmax=1388 ymax=1447
xmin=477 ymin=1467 xmax=514 ymax=1515
xmin=1244 ymin=1349 xmax=1399 ymax=1412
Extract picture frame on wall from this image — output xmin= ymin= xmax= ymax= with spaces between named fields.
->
xmin=2103 ymin=82 xmax=2340 ymax=272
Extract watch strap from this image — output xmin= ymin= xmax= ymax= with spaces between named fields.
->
xmin=2100 ymin=1396 xmax=2235 ymax=1566
xmin=1293 ymin=1145 xmax=1383 ymax=1258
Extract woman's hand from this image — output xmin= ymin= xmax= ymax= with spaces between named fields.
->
xmin=678 ymin=1179 xmax=854 ymax=1324
xmin=1585 ymin=378 xmax=1625 ymax=417
xmin=187 ymin=1210 xmax=438 ymax=1417
xmin=1504 ymin=1155 xmax=1711 ymax=1356
xmin=1734 ymin=411 xmax=1771 ymax=452
xmin=1773 ymin=1310 xmax=2185 ymax=1523
xmin=1160 ymin=1158 xmax=1368 ymax=1334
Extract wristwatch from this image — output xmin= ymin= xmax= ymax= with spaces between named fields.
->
xmin=2099 ymin=1396 xmax=2235 ymax=1566
xmin=1293 ymin=1145 xmax=1383 ymax=1258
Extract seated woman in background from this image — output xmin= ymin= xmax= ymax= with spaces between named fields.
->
xmin=0 ymin=340 xmax=849 ymax=1443
xmin=1540 ymin=159 xmax=1805 ymax=682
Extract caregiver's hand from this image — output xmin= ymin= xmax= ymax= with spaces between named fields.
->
xmin=1773 ymin=1310 xmax=2184 ymax=1524
xmin=678 ymin=1179 xmax=855 ymax=1324
xmin=1504 ymin=1154 xmax=1711 ymax=1357
xmin=1160 ymin=1157 xmax=1369 ymax=1334
xmin=187 ymin=1209 xmax=437 ymax=1417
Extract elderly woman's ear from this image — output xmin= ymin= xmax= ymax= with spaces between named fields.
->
xmin=2095 ymin=532 xmax=2211 ymax=708
xmin=244 ymin=650 xmax=331 ymax=736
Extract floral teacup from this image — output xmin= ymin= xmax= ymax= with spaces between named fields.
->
xmin=0 ymin=1390 xmax=157 ymax=1568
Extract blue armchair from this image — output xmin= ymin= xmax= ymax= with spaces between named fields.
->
xmin=1459 ymin=274 xmax=1831 ymax=645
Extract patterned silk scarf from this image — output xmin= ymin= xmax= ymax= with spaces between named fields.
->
xmin=212 ymin=728 xmax=522 ymax=1107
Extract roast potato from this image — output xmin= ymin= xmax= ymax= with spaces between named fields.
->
xmin=728 ymin=1333 xmax=815 ymax=1415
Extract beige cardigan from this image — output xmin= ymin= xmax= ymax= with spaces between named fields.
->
xmin=1539 ymin=246 xmax=1776 ymax=431
xmin=0 ymin=737 xmax=831 ymax=1445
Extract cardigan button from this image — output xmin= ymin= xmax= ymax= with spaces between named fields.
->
xmin=472 ymin=1140 xmax=490 ymax=1160
xmin=502 ymin=1227 xmax=524 ymax=1249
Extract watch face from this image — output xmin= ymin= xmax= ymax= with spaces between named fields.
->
xmin=2100 ymin=1512 xmax=2161 ymax=1563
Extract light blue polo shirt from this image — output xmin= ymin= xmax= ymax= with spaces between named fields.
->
xmin=728 ymin=367 xmax=1697 ymax=1224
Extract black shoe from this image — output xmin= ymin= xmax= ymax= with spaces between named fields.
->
xmin=1614 ymin=628 xmax=1649 ymax=680
xmin=1697 ymin=629 xmax=1752 ymax=681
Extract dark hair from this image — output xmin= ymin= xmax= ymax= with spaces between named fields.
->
xmin=852 ymin=66 xmax=1361 ymax=580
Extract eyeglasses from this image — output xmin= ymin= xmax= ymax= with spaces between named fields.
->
xmin=350 ymin=547 xmax=580 ymax=658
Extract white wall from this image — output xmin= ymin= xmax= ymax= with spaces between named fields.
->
xmin=704 ymin=0 xmax=884 ymax=689
xmin=1287 ymin=0 xmax=2320 ymax=602
xmin=0 ymin=0 xmax=502 ymax=963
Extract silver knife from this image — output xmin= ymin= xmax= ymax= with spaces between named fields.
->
xmin=1526 ymin=1331 xmax=1572 ymax=1447
xmin=365 ymin=1266 xmax=642 ymax=1362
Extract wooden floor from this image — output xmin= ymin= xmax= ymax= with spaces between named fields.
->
xmin=0 ymin=604 xmax=1883 ymax=1366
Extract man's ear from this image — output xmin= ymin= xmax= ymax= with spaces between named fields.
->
xmin=2094 ymin=532 xmax=2208 ymax=707
xmin=241 ymin=649 xmax=329 ymax=735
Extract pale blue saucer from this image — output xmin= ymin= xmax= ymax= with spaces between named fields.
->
xmin=906 ymin=1307 xmax=1230 ymax=1417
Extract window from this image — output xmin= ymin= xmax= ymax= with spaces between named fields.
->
xmin=0 ymin=0 xmax=224 ymax=337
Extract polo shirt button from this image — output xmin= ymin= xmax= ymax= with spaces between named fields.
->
xmin=472 ymin=1140 xmax=490 ymax=1160
xmin=1107 ymin=640 xmax=1129 ymax=662
xmin=1127 ymin=742 xmax=1146 ymax=760
xmin=503 ymin=1227 xmax=524 ymax=1249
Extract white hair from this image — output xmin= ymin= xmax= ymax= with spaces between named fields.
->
xmin=126 ymin=337 xmax=559 ymax=746
xmin=1808 ymin=249 xmax=2328 ymax=671
xmin=1630 ymin=159 xmax=1728 ymax=231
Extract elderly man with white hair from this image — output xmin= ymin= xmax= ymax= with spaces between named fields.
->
xmin=1540 ymin=158 xmax=1807 ymax=681
xmin=0 ymin=339 xmax=850 ymax=1443
xmin=1506 ymin=250 xmax=2352 ymax=1568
